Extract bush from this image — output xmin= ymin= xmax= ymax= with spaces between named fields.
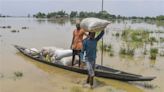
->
xmin=149 ymin=37 xmax=158 ymax=45
xmin=160 ymin=37 xmax=164 ymax=42
xmin=119 ymin=48 xmax=126 ymax=55
xmin=14 ymin=71 xmax=23 ymax=77
xmin=119 ymin=48 xmax=134 ymax=56
xmin=127 ymin=49 xmax=135 ymax=56
xmin=150 ymin=48 xmax=158 ymax=54
xmin=150 ymin=48 xmax=158 ymax=60
xmin=115 ymin=33 xmax=120 ymax=37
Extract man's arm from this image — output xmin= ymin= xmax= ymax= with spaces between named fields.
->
xmin=70 ymin=31 xmax=75 ymax=49
xmin=95 ymin=31 xmax=104 ymax=41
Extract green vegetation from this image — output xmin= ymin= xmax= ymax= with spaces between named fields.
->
xmin=14 ymin=71 xmax=23 ymax=77
xmin=115 ymin=32 xmax=120 ymax=37
xmin=33 ymin=12 xmax=46 ymax=18
xmin=121 ymin=28 xmax=149 ymax=49
xmin=99 ymin=43 xmax=112 ymax=52
xmin=160 ymin=37 xmax=164 ymax=42
xmin=106 ymin=86 xmax=126 ymax=92
xmin=70 ymin=86 xmax=83 ymax=92
xmin=149 ymin=37 xmax=158 ymax=45
xmin=109 ymin=50 xmax=114 ymax=56
xmin=31 ymin=11 xmax=164 ymax=21
xmin=150 ymin=48 xmax=158 ymax=60
xmin=0 ymin=73 xmax=4 ymax=78
xmin=156 ymin=15 xmax=164 ymax=20
xmin=99 ymin=43 xmax=114 ymax=56
xmin=119 ymin=47 xmax=135 ymax=56
xmin=120 ymin=28 xmax=154 ymax=56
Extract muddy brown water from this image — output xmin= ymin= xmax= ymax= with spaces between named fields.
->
xmin=0 ymin=18 xmax=164 ymax=92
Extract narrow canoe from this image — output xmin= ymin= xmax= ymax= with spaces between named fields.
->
xmin=14 ymin=45 xmax=156 ymax=81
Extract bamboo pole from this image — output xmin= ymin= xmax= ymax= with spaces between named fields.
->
xmin=101 ymin=0 xmax=104 ymax=66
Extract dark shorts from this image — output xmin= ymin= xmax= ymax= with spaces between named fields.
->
xmin=72 ymin=50 xmax=81 ymax=55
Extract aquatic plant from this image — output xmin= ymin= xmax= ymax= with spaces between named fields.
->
xmin=150 ymin=48 xmax=158 ymax=60
xmin=143 ymin=49 xmax=147 ymax=55
xmin=14 ymin=71 xmax=23 ymax=77
xmin=119 ymin=47 xmax=134 ymax=56
xmin=160 ymin=37 xmax=164 ymax=42
xmin=115 ymin=32 xmax=120 ymax=37
xmin=109 ymin=50 xmax=114 ymax=56
xmin=0 ymin=73 xmax=4 ymax=78
xmin=149 ymin=37 xmax=158 ymax=45
xmin=143 ymin=82 xmax=157 ymax=89
xmin=119 ymin=48 xmax=126 ymax=55
xmin=70 ymin=86 xmax=83 ymax=92
xmin=99 ymin=43 xmax=112 ymax=52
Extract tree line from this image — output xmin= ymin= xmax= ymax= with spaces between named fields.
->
xmin=1 ymin=10 xmax=164 ymax=20
xmin=33 ymin=10 xmax=164 ymax=20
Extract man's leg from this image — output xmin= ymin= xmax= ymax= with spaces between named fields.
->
xmin=90 ymin=61 xmax=95 ymax=87
xmin=86 ymin=75 xmax=90 ymax=84
xmin=72 ymin=50 xmax=75 ymax=66
xmin=90 ymin=76 xmax=94 ymax=87
xmin=78 ymin=54 xmax=81 ymax=68
xmin=86 ymin=60 xmax=95 ymax=87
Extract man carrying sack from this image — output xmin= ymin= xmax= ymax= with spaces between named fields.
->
xmin=80 ymin=17 xmax=109 ymax=88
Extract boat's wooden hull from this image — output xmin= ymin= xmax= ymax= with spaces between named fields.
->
xmin=14 ymin=45 xmax=156 ymax=81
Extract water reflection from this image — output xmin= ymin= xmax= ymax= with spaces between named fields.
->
xmin=34 ymin=18 xmax=164 ymax=28
xmin=47 ymin=19 xmax=69 ymax=26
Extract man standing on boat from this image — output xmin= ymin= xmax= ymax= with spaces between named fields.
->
xmin=82 ymin=30 xmax=104 ymax=88
xmin=71 ymin=23 xmax=87 ymax=67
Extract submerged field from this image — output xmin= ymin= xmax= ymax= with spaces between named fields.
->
xmin=0 ymin=18 xmax=164 ymax=92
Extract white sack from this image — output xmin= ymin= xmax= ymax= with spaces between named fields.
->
xmin=59 ymin=57 xmax=72 ymax=66
xmin=25 ymin=48 xmax=39 ymax=55
xmin=56 ymin=56 xmax=78 ymax=66
xmin=41 ymin=46 xmax=59 ymax=51
xmin=54 ymin=49 xmax=72 ymax=60
xmin=80 ymin=17 xmax=110 ymax=32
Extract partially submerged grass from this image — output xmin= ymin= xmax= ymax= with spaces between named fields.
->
xmin=106 ymin=86 xmax=126 ymax=92
xmin=150 ymin=48 xmax=158 ymax=60
xmin=121 ymin=28 xmax=149 ymax=49
xmin=149 ymin=37 xmax=158 ymax=45
xmin=160 ymin=37 xmax=164 ymax=42
xmin=14 ymin=71 xmax=23 ymax=78
xmin=70 ymin=86 xmax=83 ymax=92
xmin=0 ymin=73 xmax=4 ymax=78
xmin=99 ymin=43 xmax=113 ymax=52
xmin=143 ymin=82 xmax=157 ymax=89
xmin=115 ymin=32 xmax=120 ymax=37
xmin=109 ymin=50 xmax=114 ymax=56
xmin=119 ymin=47 xmax=135 ymax=56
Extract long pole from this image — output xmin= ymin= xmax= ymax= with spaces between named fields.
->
xmin=101 ymin=0 xmax=104 ymax=66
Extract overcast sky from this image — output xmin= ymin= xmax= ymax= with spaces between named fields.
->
xmin=0 ymin=0 xmax=164 ymax=17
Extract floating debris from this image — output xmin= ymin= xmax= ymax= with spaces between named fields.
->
xmin=14 ymin=71 xmax=23 ymax=77
xmin=22 ymin=27 xmax=29 ymax=29
xmin=2 ymin=26 xmax=6 ymax=29
xmin=7 ymin=26 xmax=11 ymax=28
xmin=11 ymin=30 xmax=19 ymax=33
xmin=143 ymin=82 xmax=158 ymax=89
xmin=0 ymin=73 xmax=4 ymax=78
xmin=0 ymin=26 xmax=11 ymax=29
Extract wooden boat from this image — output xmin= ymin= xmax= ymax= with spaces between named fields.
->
xmin=14 ymin=45 xmax=156 ymax=81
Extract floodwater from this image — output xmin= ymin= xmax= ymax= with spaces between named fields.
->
xmin=0 ymin=18 xmax=164 ymax=92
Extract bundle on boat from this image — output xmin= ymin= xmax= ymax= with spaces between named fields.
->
xmin=24 ymin=47 xmax=79 ymax=66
